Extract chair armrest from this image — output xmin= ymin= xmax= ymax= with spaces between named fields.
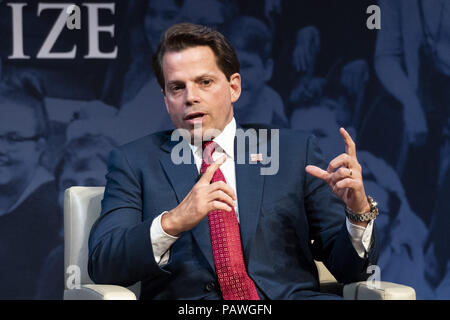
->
xmin=343 ymin=281 xmax=416 ymax=300
xmin=64 ymin=284 xmax=137 ymax=300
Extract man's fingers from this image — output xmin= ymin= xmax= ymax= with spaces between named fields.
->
xmin=327 ymin=153 xmax=350 ymax=173
xmin=339 ymin=127 xmax=356 ymax=158
xmin=199 ymin=155 xmax=226 ymax=183
xmin=209 ymin=190 xmax=235 ymax=209
xmin=305 ymin=165 xmax=329 ymax=181
xmin=327 ymin=153 xmax=360 ymax=173
xmin=329 ymin=167 xmax=356 ymax=185
xmin=209 ymin=200 xmax=233 ymax=213
xmin=210 ymin=181 xmax=237 ymax=200
xmin=334 ymin=177 xmax=362 ymax=190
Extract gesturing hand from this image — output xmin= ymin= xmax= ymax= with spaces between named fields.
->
xmin=161 ymin=155 xmax=237 ymax=237
xmin=305 ymin=128 xmax=371 ymax=220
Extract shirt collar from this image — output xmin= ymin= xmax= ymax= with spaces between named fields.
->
xmin=190 ymin=117 xmax=236 ymax=160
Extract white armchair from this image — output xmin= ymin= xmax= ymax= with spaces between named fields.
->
xmin=63 ymin=186 xmax=138 ymax=300
xmin=63 ymin=186 xmax=415 ymax=300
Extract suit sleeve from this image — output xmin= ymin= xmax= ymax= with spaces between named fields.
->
xmin=303 ymin=135 xmax=379 ymax=284
xmin=88 ymin=148 xmax=170 ymax=287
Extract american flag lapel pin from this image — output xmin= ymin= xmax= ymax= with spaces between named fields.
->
xmin=250 ymin=153 xmax=263 ymax=162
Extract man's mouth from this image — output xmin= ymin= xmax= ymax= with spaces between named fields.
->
xmin=184 ymin=112 xmax=207 ymax=123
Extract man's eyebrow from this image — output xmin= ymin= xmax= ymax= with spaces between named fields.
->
xmin=196 ymin=73 xmax=217 ymax=80
xmin=166 ymin=80 xmax=184 ymax=87
xmin=166 ymin=74 xmax=218 ymax=86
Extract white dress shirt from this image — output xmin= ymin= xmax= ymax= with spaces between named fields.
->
xmin=150 ymin=117 xmax=373 ymax=265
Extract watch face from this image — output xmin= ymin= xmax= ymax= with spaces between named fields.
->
xmin=368 ymin=196 xmax=379 ymax=211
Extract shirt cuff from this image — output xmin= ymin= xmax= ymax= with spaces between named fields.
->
xmin=346 ymin=218 xmax=374 ymax=258
xmin=150 ymin=211 xmax=179 ymax=266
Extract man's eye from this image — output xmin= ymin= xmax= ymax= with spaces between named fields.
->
xmin=170 ymin=85 xmax=182 ymax=92
xmin=201 ymin=79 xmax=212 ymax=86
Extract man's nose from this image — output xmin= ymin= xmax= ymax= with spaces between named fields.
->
xmin=185 ymin=83 xmax=201 ymax=106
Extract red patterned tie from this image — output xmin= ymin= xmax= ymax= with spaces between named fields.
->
xmin=200 ymin=141 xmax=260 ymax=300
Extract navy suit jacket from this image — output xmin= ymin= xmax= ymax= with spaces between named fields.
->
xmin=88 ymin=124 xmax=379 ymax=299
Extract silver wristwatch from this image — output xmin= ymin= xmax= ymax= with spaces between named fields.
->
xmin=345 ymin=195 xmax=379 ymax=222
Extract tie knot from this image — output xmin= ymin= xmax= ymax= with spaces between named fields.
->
xmin=202 ymin=140 xmax=217 ymax=160
xmin=200 ymin=141 xmax=218 ymax=174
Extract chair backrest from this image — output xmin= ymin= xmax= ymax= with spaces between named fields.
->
xmin=64 ymin=186 xmax=104 ymax=286
xmin=314 ymin=260 xmax=337 ymax=284
xmin=311 ymin=239 xmax=338 ymax=284
xmin=63 ymin=186 xmax=140 ymax=296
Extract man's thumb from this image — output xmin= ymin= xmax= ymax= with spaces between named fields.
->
xmin=200 ymin=155 xmax=226 ymax=183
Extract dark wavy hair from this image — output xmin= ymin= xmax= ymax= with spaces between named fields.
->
xmin=152 ymin=22 xmax=240 ymax=93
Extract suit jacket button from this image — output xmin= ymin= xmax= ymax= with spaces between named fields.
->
xmin=205 ymin=282 xmax=216 ymax=292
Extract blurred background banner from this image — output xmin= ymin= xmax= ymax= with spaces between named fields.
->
xmin=0 ymin=0 xmax=448 ymax=299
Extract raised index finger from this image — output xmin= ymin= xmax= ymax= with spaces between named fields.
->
xmin=340 ymin=127 xmax=356 ymax=158
xmin=199 ymin=155 xmax=226 ymax=184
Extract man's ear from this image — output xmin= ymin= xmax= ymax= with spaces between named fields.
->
xmin=229 ymin=73 xmax=241 ymax=104
xmin=263 ymin=58 xmax=274 ymax=82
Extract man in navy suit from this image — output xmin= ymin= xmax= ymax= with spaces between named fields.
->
xmin=88 ymin=23 xmax=379 ymax=300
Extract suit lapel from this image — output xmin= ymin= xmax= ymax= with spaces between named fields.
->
xmin=159 ymin=137 xmax=216 ymax=272
xmin=159 ymin=138 xmax=197 ymax=204
xmin=234 ymin=127 xmax=265 ymax=257
xmin=158 ymin=125 xmax=266 ymax=271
